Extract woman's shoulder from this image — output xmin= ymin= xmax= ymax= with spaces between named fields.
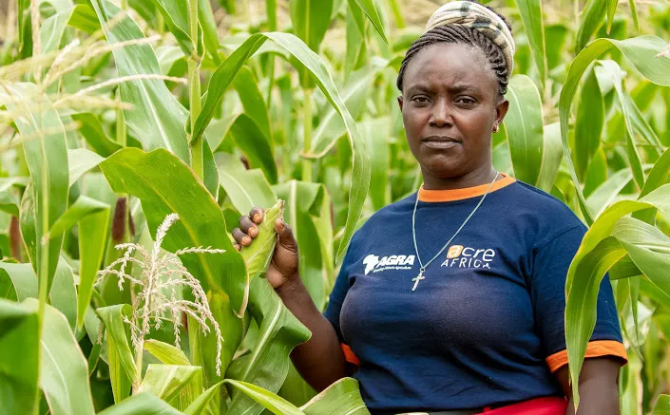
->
xmin=347 ymin=194 xmax=416 ymax=240
xmin=503 ymin=180 xmax=587 ymax=245
xmin=506 ymin=180 xmax=582 ymax=220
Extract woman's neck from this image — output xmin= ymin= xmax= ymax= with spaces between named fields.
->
xmin=422 ymin=165 xmax=499 ymax=190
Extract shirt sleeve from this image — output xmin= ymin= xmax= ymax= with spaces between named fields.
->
xmin=323 ymin=247 xmax=352 ymax=342
xmin=530 ymin=224 xmax=627 ymax=373
xmin=323 ymin=246 xmax=361 ymax=366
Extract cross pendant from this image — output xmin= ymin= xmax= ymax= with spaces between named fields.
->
xmin=412 ymin=268 xmax=425 ymax=291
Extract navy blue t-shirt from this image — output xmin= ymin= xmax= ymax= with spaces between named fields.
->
xmin=324 ymin=175 xmax=626 ymax=414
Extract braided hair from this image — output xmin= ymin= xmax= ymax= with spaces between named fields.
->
xmin=396 ymin=2 xmax=513 ymax=96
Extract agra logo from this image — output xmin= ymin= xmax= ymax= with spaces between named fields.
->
xmin=363 ymin=253 xmax=415 ymax=275
xmin=363 ymin=255 xmax=380 ymax=275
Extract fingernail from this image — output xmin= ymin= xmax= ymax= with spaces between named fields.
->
xmin=277 ymin=221 xmax=285 ymax=231
xmin=242 ymin=236 xmax=251 ymax=245
xmin=248 ymin=226 xmax=258 ymax=237
xmin=253 ymin=213 xmax=262 ymax=223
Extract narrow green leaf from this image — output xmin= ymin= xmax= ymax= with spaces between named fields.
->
xmin=652 ymin=395 xmax=670 ymax=415
xmin=49 ymin=258 xmax=78 ymax=331
xmin=606 ymin=0 xmax=617 ymax=33
xmin=47 ymin=195 xmax=109 ymax=239
xmin=300 ymin=378 xmax=370 ymax=415
xmin=100 ymin=148 xmax=248 ymax=316
xmin=97 ymin=392 xmax=184 ymax=415
xmin=0 ymin=190 xmax=19 ymax=217
xmin=193 ymin=32 xmax=370 ymax=264
xmin=536 ymin=123 xmax=563 ymax=192
xmin=0 ymin=262 xmax=38 ymax=300
xmin=347 ymin=0 xmax=366 ymax=37
xmin=622 ymin=240 xmax=670 ymax=304
xmin=226 ymin=277 xmax=311 ymax=415
xmin=219 ymin=167 xmax=277 ymax=216
xmin=641 ymin=146 xmax=670 ymax=197
xmin=19 ymin=182 xmax=37 ymax=269
xmin=40 ymin=4 xmax=100 ymax=54
xmin=184 ymin=380 xmax=224 ymax=415
xmin=627 ymin=91 xmax=663 ymax=149
xmin=278 ymin=363 xmax=316 ymax=408
xmin=225 ymin=379 xmax=305 ymax=415
xmin=361 ymin=118 xmax=390 ymax=210
xmin=583 ymin=147 xmax=608 ymax=198
xmin=515 ymin=0 xmax=547 ymax=85
xmin=67 ymin=147 xmax=105 ymax=186
xmin=344 ymin=1 xmax=366 ymax=79
xmin=0 ymin=83 xmax=68 ymax=293
xmin=346 ymin=0 xmax=388 ymax=44
xmin=229 ymin=114 xmax=278 ymax=184
xmin=574 ymin=67 xmax=604 ymax=180
xmin=566 ymin=237 xmax=626 ymax=408
xmin=145 ymin=339 xmax=191 ymax=365
xmin=149 ymin=0 xmax=192 ymax=56
xmin=97 ymin=304 xmax=139 ymax=394
xmin=505 ymin=75 xmax=544 ymax=186
xmin=28 ymin=299 xmax=96 ymax=415
xmin=90 ymin=0 xmax=190 ymax=163
xmin=77 ymin=206 xmax=110 ymax=329
xmin=576 ymin=0 xmax=606 ymax=53
xmin=139 ymin=364 xmax=202 ymax=403
xmin=0 ymin=298 xmax=39 ymax=415
xmin=71 ymin=113 xmax=123 ymax=157
xmin=206 ymin=113 xmax=241 ymax=152
xmin=198 ymin=0 xmax=221 ymax=64
xmin=289 ymin=0 xmax=333 ymax=53
xmin=586 ymin=168 xmax=633 ymax=218
xmin=233 ymin=67 xmax=272 ymax=142
xmin=559 ymin=35 xmax=670 ymax=224
xmin=628 ymin=0 xmax=639 ymax=32
xmin=565 ymin=185 xmax=670 ymax=406
xmin=189 ymin=291 xmax=246 ymax=400
xmin=598 ymin=60 xmax=645 ymax=188
xmin=311 ymin=63 xmax=386 ymax=156
xmin=545 ymin=24 xmax=569 ymax=70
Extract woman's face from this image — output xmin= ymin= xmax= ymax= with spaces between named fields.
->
xmin=398 ymin=42 xmax=509 ymax=181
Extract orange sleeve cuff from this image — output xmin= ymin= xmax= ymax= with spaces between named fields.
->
xmin=546 ymin=340 xmax=628 ymax=373
xmin=341 ymin=343 xmax=360 ymax=366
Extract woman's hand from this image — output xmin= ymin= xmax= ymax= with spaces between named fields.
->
xmin=233 ymin=207 xmax=300 ymax=291
xmin=234 ymin=207 xmax=348 ymax=391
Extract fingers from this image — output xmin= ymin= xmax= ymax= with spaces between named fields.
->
xmin=232 ymin=228 xmax=252 ymax=247
xmin=249 ymin=207 xmax=264 ymax=224
xmin=274 ymin=218 xmax=298 ymax=253
xmin=239 ymin=215 xmax=258 ymax=238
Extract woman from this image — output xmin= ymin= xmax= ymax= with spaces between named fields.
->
xmin=232 ymin=1 xmax=627 ymax=414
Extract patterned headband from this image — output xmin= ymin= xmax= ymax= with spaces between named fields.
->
xmin=425 ymin=1 xmax=515 ymax=74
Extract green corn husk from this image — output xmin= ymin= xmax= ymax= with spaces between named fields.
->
xmin=242 ymin=199 xmax=285 ymax=277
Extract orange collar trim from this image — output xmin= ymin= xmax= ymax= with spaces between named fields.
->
xmin=418 ymin=173 xmax=516 ymax=202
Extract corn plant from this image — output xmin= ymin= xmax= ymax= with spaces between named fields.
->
xmin=1 ymin=0 xmax=670 ymax=414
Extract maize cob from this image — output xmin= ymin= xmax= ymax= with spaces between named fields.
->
xmin=242 ymin=199 xmax=285 ymax=277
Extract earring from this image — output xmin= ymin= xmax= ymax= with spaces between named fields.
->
xmin=493 ymin=124 xmax=500 ymax=133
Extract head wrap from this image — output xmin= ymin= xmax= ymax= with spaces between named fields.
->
xmin=426 ymin=1 xmax=515 ymax=74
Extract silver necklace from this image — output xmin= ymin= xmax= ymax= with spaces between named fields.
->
xmin=411 ymin=171 xmax=500 ymax=291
